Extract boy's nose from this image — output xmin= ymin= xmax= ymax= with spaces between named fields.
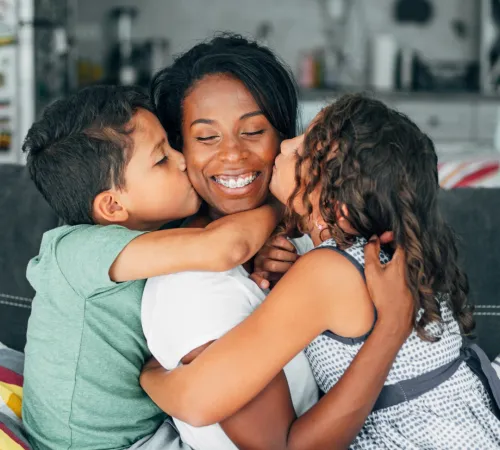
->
xmin=172 ymin=150 xmax=187 ymax=171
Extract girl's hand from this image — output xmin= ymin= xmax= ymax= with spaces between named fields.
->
xmin=364 ymin=236 xmax=414 ymax=342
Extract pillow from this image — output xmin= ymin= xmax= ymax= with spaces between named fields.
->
xmin=0 ymin=342 xmax=31 ymax=449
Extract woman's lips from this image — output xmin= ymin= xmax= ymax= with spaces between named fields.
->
xmin=210 ymin=171 xmax=263 ymax=196
xmin=212 ymin=171 xmax=258 ymax=189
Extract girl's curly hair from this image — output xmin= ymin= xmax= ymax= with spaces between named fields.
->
xmin=287 ymin=93 xmax=474 ymax=341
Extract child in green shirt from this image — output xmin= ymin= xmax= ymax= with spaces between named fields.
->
xmin=21 ymin=85 xmax=281 ymax=450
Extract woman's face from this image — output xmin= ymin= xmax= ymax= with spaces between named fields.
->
xmin=182 ymin=74 xmax=280 ymax=217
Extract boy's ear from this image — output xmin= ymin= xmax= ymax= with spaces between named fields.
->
xmin=92 ymin=190 xmax=129 ymax=224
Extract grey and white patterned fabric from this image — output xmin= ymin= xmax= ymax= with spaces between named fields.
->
xmin=494 ymin=354 xmax=500 ymax=378
xmin=305 ymin=237 xmax=500 ymax=450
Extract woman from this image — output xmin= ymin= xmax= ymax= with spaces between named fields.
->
xmin=141 ymin=35 xmax=413 ymax=450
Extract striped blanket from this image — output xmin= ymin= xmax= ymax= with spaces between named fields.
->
xmin=0 ymin=342 xmax=30 ymax=449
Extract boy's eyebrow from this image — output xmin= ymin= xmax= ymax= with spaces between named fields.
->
xmin=151 ymin=138 xmax=166 ymax=156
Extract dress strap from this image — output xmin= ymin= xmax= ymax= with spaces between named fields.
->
xmin=314 ymin=244 xmax=366 ymax=281
xmin=314 ymin=244 xmax=376 ymax=345
xmin=372 ymin=341 xmax=500 ymax=416
xmin=462 ymin=343 xmax=500 ymax=417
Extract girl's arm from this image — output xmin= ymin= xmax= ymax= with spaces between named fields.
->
xmin=140 ymin=238 xmax=413 ymax=439
xmin=110 ymin=201 xmax=282 ymax=281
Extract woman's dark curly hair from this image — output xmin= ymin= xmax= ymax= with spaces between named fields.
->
xmin=150 ymin=32 xmax=298 ymax=151
xmin=288 ymin=93 xmax=474 ymax=341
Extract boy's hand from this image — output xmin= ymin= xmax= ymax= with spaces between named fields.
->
xmin=250 ymin=235 xmax=299 ymax=289
xmin=364 ymin=235 xmax=414 ymax=342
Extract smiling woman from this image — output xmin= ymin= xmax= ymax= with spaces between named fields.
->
xmin=182 ymin=74 xmax=280 ymax=217
xmin=151 ymin=33 xmax=298 ymax=218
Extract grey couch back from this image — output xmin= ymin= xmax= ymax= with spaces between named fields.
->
xmin=0 ymin=164 xmax=59 ymax=350
xmin=1 ymin=163 xmax=499 ymax=358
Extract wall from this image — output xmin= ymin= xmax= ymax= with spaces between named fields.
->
xmin=76 ymin=0 xmax=480 ymax=77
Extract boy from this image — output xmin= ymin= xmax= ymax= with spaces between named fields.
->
xmin=21 ymin=85 xmax=281 ymax=450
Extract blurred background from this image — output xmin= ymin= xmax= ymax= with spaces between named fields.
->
xmin=2 ymin=0 xmax=500 ymax=186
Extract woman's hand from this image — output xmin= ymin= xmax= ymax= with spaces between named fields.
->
xmin=364 ymin=236 xmax=414 ymax=342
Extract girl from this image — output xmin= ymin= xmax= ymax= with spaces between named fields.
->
xmin=142 ymin=93 xmax=500 ymax=449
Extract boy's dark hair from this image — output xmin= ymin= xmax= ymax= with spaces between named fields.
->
xmin=287 ymin=93 xmax=474 ymax=341
xmin=23 ymin=85 xmax=154 ymax=225
xmin=151 ymin=32 xmax=298 ymax=150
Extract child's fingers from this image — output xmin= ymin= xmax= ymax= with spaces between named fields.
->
xmin=249 ymin=271 xmax=271 ymax=289
xmin=379 ymin=231 xmax=394 ymax=245
xmin=270 ymin=235 xmax=297 ymax=253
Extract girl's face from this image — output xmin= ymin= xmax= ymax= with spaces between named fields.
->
xmin=270 ymin=111 xmax=343 ymax=235
xmin=270 ymin=111 xmax=325 ymax=215
xmin=181 ymin=74 xmax=280 ymax=217
xmin=269 ymin=132 xmax=305 ymax=210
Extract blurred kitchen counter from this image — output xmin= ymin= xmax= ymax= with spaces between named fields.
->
xmin=299 ymin=89 xmax=500 ymax=149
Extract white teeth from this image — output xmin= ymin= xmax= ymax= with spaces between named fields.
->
xmin=214 ymin=173 xmax=258 ymax=189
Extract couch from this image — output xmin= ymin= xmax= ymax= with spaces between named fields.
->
xmin=1 ymin=163 xmax=500 ymax=359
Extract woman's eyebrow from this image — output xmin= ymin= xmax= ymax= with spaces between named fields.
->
xmin=190 ymin=118 xmax=214 ymax=127
xmin=239 ymin=111 xmax=263 ymax=120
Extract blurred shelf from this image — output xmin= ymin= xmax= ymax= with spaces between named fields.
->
xmin=299 ymin=88 xmax=500 ymax=103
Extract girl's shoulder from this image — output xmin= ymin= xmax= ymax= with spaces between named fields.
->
xmin=290 ymin=239 xmax=375 ymax=337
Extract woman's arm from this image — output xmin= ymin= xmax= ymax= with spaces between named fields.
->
xmin=218 ymin=315 xmax=408 ymax=450
xmin=110 ymin=201 xmax=282 ymax=281
xmin=140 ymin=238 xmax=412 ymax=434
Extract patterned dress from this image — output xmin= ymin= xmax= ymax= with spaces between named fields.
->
xmin=305 ymin=237 xmax=500 ymax=450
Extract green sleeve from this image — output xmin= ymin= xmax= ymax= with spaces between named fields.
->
xmin=53 ymin=224 xmax=146 ymax=298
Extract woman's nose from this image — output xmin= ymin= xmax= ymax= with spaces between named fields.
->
xmin=219 ymin=137 xmax=248 ymax=162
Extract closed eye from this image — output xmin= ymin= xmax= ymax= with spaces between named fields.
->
xmin=196 ymin=135 xmax=218 ymax=142
xmin=155 ymin=156 xmax=168 ymax=166
xmin=242 ymin=130 xmax=265 ymax=136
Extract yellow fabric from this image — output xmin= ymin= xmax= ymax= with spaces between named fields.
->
xmin=0 ymin=428 xmax=24 ymax=450
xmin=0 ymin=381 xmax=23 ymax=418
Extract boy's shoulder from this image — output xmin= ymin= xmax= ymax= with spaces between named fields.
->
xmin=41 ymin=223 xmax=135 ymax=245
xmin=29 ymin=224 xmax=146 ymax=299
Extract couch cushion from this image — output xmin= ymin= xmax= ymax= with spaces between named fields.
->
xmin=0 ymin=164 xmax=58 ymax=352
xmin=439 ymin=188 xmax=500 ymax=360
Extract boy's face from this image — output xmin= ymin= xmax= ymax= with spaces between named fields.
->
xmin=119 ymin=108 xmax=201 ymax=230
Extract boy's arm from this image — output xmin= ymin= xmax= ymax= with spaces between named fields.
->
xmin=110 ymin=202 xmax=282 ymax=282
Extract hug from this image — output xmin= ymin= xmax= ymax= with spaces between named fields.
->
xmin=1 ymin=34 xmax=499 ymax=450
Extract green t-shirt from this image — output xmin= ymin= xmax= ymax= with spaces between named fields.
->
xmin=22 ymin=225 xmax=166 ymax=450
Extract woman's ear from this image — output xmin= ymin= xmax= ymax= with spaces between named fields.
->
xmin=92 ymin=190 xmax=129 ymax=224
